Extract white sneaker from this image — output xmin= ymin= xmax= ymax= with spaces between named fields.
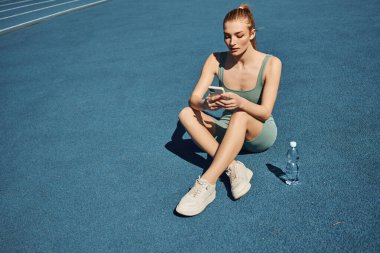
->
xmin=226 ymin=161 xmax=253 ymax=199
xmin=176 ymin=177 xmax=216 ymax=216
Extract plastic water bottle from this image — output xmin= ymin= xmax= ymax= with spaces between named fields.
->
xmin=285 ymin=141 xmax=299 ymax=185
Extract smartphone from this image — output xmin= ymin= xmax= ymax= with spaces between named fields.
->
xmin=208 ymin=86 xmax=225 ymax=96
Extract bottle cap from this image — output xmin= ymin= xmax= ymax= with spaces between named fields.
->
xmin=290 ymin=141 xmax=297 ymax=148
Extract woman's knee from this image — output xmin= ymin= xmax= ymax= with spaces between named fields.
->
xmin=229 ymin=111 xmax=263 ymax=139
xmin=230 ymin=111 xmax=250 ymax=125
xmin=178 ymin=107 xmax=195 ymax=123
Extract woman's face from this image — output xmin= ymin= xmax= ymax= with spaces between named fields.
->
xmin=224 ymin=20 xmax=255 ymax=56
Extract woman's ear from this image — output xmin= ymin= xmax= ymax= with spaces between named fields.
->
xmin=250 ymin=29 xmax=256 ymax=40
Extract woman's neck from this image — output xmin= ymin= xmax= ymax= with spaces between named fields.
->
xmin=230 ymin=46 xmax=258 ymax=68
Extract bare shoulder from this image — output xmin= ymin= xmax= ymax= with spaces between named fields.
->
xmin=264 ymin=55 xmax=282 ymax=78
xmin=263 ymin=55 xmax=282 ymax=85
xmin=202 ymin=52 xmax=222 ymax=74
xmin=268 ymin=55 xmax=282 ymax=70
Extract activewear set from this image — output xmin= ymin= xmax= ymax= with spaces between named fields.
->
xmin=214 ymin=52 xmax=277 ymax=153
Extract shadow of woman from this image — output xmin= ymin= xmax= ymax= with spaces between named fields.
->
xmin=165 ymin=119 xmax=252 ymax=202
xmin=165 ymin=120 xmax=212 ymax=172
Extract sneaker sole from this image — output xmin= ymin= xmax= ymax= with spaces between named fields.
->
xmin=233 ymin=169 xmax=254 ymax=199
xmin=176 ymin=191 xmax=216 ymax=216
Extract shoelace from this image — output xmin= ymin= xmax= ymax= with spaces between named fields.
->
xmin=190 ymin=178 xmax=208 ymax=198
xmin=226 ymin=165 xmax=237 ymax=181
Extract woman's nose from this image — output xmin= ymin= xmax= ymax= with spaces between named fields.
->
xmin=230 ymin=36 xmax=236 ymax=46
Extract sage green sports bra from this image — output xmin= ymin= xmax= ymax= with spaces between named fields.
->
xmin=218 ymin=52 xmax=272 ymax=105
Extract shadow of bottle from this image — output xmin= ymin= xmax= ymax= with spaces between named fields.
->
xmin=266 ymin=163 xmax=286 ymax=184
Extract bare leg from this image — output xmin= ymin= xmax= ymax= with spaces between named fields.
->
xmin=178 ymin=107 xmax=219 ymax=157
xmin=201 ymin=111 xmax=263 ymax=184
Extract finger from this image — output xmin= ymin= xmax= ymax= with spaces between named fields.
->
xmin=215 ymin=101 xmax=226 ymax=107
xmin=221 ymin=93 xmax=232 ymax=100
xmin=224 ymin=102 xmax=236 ymax=108
xmin=210 ymin=95 xmax=222 ymax=101
xmin=220 ymin=99 xmax=234 ymax=105
xmin=211 ymin=93 xmax=222 ymax=98
xmin=211 ymin=103 xmax=222 ymax=109
xmin=207 ymin=97 xmax=215 ymax=103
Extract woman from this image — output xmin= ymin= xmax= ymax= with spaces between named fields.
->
xmin=176 ymin=4 xmax=282 ymax=216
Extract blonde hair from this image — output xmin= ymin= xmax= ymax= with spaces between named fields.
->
xmin=223 ymin=4 xmax=256 ymax=49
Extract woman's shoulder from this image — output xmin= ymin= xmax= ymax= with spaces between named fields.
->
xmin=201 ymin=52 xmax=227 ymax=74
xmin=267 ymin=55 xmax=282 ymax=69
xmin=205 ymin=51 xmax=230 ymax=69
xmin=208 ymin=51 xmax=229 ymax=62
xmin=203 ymin=51 xmax=228 ymax=68
xmin=264 ymin=52 xmax=281 ymax=64
xmin=258 ymin=52 xmax=281 ymax=70
xmin=264 ymin=54 xmax=282 ymax=78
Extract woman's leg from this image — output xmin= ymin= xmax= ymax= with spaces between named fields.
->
xmin=201 ymin=111 xmax=263 ymax=184
xmin=176 ymin=110 xmax=261 ymax=215
xmin=178 ymin=107 xmax=219 ymax=157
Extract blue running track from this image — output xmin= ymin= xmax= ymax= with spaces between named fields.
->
xmin=1 ymin=0 xmax=379 ymax=252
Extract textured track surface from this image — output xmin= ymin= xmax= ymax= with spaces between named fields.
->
xmin=1 ymin=0 xmax=379 ymax=252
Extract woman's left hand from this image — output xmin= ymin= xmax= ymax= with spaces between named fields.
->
xmin=215 ymin=92 xmax=244 ymax=111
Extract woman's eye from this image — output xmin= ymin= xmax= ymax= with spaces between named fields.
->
xmin=237 ymin=35 xmax=243 ymax=38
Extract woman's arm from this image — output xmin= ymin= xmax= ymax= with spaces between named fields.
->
xmin=189 ymin=53 xmax=220 ymax=111
xmin=219 ymin=56 xmax=282 ymax=121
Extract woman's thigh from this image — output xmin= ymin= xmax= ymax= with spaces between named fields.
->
xmin=214 ymin=111 xmax=262 ymax=143
xmin=228 ymin=111 xmax=264 ymax=141
xmin=225 ymin=111 xmax=277 ymax=153
xmin=244 ymin=117 xmax=277 ymax=153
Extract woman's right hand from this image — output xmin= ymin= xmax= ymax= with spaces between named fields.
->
xmin=204 ymin=94 xmax=223 ymax=110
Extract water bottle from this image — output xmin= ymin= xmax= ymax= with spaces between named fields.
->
xmin=285 ymin=141 xmax=299 ymax=185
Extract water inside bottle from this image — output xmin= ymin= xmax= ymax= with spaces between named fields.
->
xmin=285 ymin=162 xmax=299 ymax=185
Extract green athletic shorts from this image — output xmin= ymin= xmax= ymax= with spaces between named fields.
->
xmin=214 ymin=113 xmax=277 ymax=153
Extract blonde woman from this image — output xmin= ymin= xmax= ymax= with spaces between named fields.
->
xmin=176 ymin=5 xmax=282 ymax=216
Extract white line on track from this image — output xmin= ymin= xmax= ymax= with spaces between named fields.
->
xmin=0 ymin=0 xmax=83 ymax=20
xmin=0 ymin=0 xmax=56 ymax=13
xmin=0 ymin=0 xmax=109 ymax=35
xmin=0 ymin=0 xmax=34 ymax=7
